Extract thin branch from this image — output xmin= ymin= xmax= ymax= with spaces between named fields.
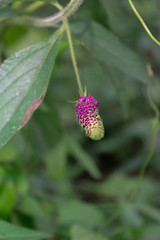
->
xmin=32 ymin=0 xmax=84 ymax=26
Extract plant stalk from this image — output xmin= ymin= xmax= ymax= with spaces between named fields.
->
xmin=32 ymin=0 xmax=84 ymax=26
xmin=52 ymin=1 xmax=84 ymax=96
xmin=63 ymin=16 xmax=84 ymax=96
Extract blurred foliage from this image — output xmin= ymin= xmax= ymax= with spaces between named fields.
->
xmin=0 ymin=0 xmax=160 ymax=240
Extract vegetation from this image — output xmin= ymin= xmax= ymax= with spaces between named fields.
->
xmin=0 ymin=0 xmax=160 ymax=239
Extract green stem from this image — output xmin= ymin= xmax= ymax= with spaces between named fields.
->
xmin=24 ymin=2 xmax=45 ymax=13
xmin=128 ymin=0 xmax=160 ymax=47
xmin=32 ymin=0 xmax=84 ymax=27
xmin=52 ymin=1 xmax=84 ymax=96
xmin=63 ymin=16 xmax=84 ymax=96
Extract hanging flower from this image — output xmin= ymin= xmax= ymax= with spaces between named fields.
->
xmin=75 ymin=95 xmax=104 ymax=140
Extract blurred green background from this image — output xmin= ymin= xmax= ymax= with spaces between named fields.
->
xmin=0 ymin=0 xmax=160 ymax=239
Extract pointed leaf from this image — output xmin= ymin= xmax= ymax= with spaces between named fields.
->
xmin=71 ymin=225 xmax=108 ymax=240
xmin=71 ymin=20 xmax=152 ymax=84
xmin=0 ymin=220 xmax=50 ymax=240
xmin=0 ymin=27 xmax=63 ymax=148
xmin=58 ymin=200 xmax=104 ymax=227
xmin=67 ymin=136 xmax=101 ymax=179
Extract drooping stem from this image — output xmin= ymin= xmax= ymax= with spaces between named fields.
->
xmin=33 ymin=0 xmax=84 ymax=26
xmin=128 ymin=0 xmax=160 ymax=47
xmin=64 ymin=0 xmax=84 ymax=17
xmin=63 ymin=16 xmax=84 ymax=96
xmin=31 ymin=0 xmax=85 ymax=96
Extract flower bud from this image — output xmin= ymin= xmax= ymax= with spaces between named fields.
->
xmin=75 ymin=95 xmax=104 ymax=140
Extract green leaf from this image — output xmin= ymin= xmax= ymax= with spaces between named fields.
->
xmin=100 ymin=0 xmax=132 ymax=35
xmin=29 ymin=92 xmax=62 ymax=155
xmin=71 ymin=20 xmax=152 ymax=84
xmin=18 ymin=197 xmax=54 ymax=233
xmin=0 ymin=7 xmax=18 ymax=21
xmin=0 ymin=27 xmax=63 ymax=148
xmin=46 ymin=140 xmax=67 ymax=180
xmin=58 ymin=200 xmax=104 ymax=228
xmin=66 ymin=136 xmax=101 ymax=179
xmin=0 ymin=142 xmax=18 ymax=162
xmin=71 ymin=225 xmax=108 ymax=240
xmin=136 ymin=203 xmax=160 ymax=222
xmin=0 ymin=220 xmax=50 ymax=240
xmin=121 ymin=204 xmax=143 ymax=227
xmin=81 ymin=173 xmax=137 ymax=198
xmin=0 ymin=183 xmax=16 ymax=218
xmin=141 ymin=224 xmax=160 ymax=240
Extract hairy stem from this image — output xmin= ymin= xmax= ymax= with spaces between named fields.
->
xmin=52 ymin=1 xmax=84 ymax=96
xmin=63 ymin=16 xmax=84 ymax=96
xmin=32 ymin=0 xmax=84 ymax=26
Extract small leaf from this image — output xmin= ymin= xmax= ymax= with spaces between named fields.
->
xmin=66 ymin=136 xmax=101 ymax=179
xmin=58 ymin=200 xmax=104 ymax=228
xmin=46 ymin=141 xmax=67 ymax=180
xmin=18 ymin=197 xmax=54 ymax=233
xmin=0 ymin=220 xmax=50 ymax=240
xmin=0 ymin=27 xmax=63 ymax=148
xmin=71 ymin=20 xmax=152 ymax=84
xmin=141 ymin=224 xmax=160 ymax=240
xmin=81 ymin=173 xmax=137 ymax=198
xmin=71 ymin=225 xmax=108 ymax=240
xmin=136 ymin=203 xmax=160 ymax=222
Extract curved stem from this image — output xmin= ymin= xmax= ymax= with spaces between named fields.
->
xmin=63 ymin=0 xmax=84 ymax=17
xmin=128 ymin=0 xmax=160 ymax=47
xmin=32 ymin=0 xmax=84 ymax=25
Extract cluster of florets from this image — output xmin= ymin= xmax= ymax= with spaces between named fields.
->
xmin=75 ymin=95 xmax=104 ymax=140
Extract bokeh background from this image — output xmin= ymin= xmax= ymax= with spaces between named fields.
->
xmin=0 ymin=0 xmax=160 ymax=239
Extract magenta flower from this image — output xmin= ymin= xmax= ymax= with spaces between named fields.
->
xmin=75 ymin=95 xmax=104 ymax=140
